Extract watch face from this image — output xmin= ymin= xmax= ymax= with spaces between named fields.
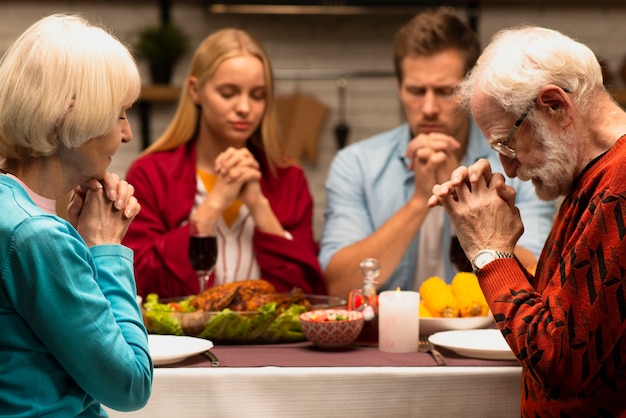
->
xmin=475 ymin=251 xmax=496 ymax=269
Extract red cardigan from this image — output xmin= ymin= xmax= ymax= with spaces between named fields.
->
xmin=123 ymin=141 xmax=327 ymax=298
xmin=478 ymin=137 xmax=626 ymax=417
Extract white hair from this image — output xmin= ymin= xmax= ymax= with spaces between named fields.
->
xmin=0 ymin=13 xmax=141 ymax=158
xmin=457 ymin=25 xmax=603 ymax=118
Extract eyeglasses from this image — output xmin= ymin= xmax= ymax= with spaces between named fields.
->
xmin=491 ymin=87 xmax=571 ymax=159
xmin=491 ymin=103 xmax=533 ymax=159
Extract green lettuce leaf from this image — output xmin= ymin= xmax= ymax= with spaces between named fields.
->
xmin=262 ymin=304 xmax=307 ymax=342
xmin=143 ymin=310 xmax=184 ymax=335
xmin=143 ymin=293 xmax=307 ymax=342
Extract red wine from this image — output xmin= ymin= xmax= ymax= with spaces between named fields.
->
xmin=355 ymin=315 xmax=379 ymax=347
xmin=188 ymin=235 xmax=218 ymax=271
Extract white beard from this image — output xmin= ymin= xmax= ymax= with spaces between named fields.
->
xmin=516 ymin=123 xmax=578 ymax=201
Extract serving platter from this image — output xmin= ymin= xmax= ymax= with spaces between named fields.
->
xmin=143 ymin=294 xmax=346 ymax=344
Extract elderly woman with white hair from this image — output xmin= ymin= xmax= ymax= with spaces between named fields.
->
xmin=0 ymin=13 xmax=152 ymax=416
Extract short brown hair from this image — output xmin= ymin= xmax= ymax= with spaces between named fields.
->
xmin=393 ymin=8 xmax=481 ymax=82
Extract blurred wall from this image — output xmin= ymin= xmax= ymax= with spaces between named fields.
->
xmin=2 ymin=1 xmax=626 ymax=239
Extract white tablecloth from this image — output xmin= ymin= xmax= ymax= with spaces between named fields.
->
xmin=105 ymin=366 xmax=521 ymax=418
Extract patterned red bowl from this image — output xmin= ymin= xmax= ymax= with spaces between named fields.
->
xmin=299 ymin=309 xmax=364 ymax=349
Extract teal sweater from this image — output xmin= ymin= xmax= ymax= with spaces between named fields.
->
xmin=0 ymin=176 xmax=152 ymax=416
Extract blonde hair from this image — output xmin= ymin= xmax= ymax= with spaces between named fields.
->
xmin=145 ymin=28 xmax=286 ymax=172
xmin=0 ymin=13 xmax=141 ymax=159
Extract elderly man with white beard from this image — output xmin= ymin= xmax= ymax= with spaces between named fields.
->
xmin=429 ymin=25 xmax=626 ymax=417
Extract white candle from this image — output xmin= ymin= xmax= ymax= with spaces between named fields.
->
xmin=378 ymin=289 xmax=419 ymax=353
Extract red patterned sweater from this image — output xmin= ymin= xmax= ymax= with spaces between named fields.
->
xmin=478 ymin=136 xmax=626 ymax=417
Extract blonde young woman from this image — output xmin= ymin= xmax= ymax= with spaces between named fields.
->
xmin=124 ymin=29 xmax=326 ymax=298
xmin=0 ymin=14 xmax=151 ymax=415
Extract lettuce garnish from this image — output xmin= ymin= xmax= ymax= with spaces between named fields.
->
xmin=142 ymin=293 xmax=307 ymax=343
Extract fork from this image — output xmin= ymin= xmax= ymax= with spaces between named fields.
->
xmin=201 ymin=350 xmax=220 ymax=367
xmin=419 ymin=335 xmax=447 ymax=366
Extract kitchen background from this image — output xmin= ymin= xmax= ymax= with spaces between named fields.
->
xmin=2 ymin=1 xmax=626 ymax=238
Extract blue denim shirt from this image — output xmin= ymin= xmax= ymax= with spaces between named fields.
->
xmin=319 ymin=122 xmax=556 ymax=292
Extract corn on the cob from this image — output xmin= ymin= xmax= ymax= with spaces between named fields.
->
xmin=419 ymin=276 xmax=459 ymax=318
xmin=451 ymin=272 xmax=489 ymax=317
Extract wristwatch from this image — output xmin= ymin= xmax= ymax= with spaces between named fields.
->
xmin=471 ymin=249 xmax=515 ymax=272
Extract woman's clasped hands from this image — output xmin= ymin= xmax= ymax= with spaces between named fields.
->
xmin=66 ymin=172 xmax=141 ymax=247
xmin=213 ymin=146 xmax=262 ymax=207
xmin=191 ymin=147 xmax=268 ymax=236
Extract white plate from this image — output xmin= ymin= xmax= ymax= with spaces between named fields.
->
xmin=428 ymin=329 xmax=516 ymax=360
xmin=148 ymin=334 xmax=214 ymax=366
xmin=420 ymin=315 xmax=495 ymax=336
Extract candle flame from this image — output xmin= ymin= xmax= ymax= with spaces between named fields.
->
xmin=396 ymin=287 xmax=401 ymax=292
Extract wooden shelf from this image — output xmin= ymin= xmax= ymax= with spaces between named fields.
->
xmin=140 ymin=85 xmax=181 ymax=102
xmin=133 ymin=85 xmax=626 ymax=150
xmin=206 ymin=0 xmax=626 ymax=14
xmin=137 ymin=85 xmax=182 ymax=149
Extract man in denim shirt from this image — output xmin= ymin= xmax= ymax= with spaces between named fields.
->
xmin=319 ymin=9 xmax=556 ymax=299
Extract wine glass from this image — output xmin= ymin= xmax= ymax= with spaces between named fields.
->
xmin=188 ymin=233 xmax=218 ymax=293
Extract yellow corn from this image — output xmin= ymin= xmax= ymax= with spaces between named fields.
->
xmin=419 ymin=276 xmax=459 ymax=318
xmin=419 ymin=301 xmax=433 ymax=318
xmin=451 ymin=272 xmax=489 ymax=317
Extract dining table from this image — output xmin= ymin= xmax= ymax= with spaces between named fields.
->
xmin=104 ymin=338 xmax=522 ymax=418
